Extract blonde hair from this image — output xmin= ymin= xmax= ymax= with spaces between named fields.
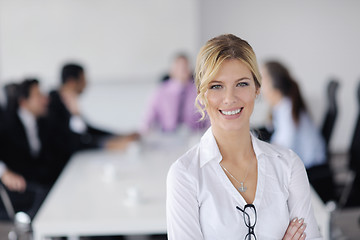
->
xmin=195 ymin=34 xmax=261 ymax=120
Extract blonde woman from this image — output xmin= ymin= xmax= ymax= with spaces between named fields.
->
xmin=166 ymin=34 xmax=322 ymax=239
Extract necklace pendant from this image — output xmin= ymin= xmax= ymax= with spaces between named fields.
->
xmin=238 ymin=182 xmax=247 ymax=192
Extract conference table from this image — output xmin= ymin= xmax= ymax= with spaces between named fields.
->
xmin=32 ymin=131 xmax=201 ymax=240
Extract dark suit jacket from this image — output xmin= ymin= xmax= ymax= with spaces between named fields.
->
xmin=0 ymin=111 xmax=56 ymax=186
xmin=0 ymin=104 xmax=6 ymax=127
xmin=46 ymin=90 xmax=113 ymax=165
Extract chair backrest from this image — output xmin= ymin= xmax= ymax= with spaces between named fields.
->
xmin=4 ymin=83 xmax=19 ymax=114
xmin=321 ymin=79 xmax=339 ymax=149
xmin=350 ymin=81 xmax=360 ymax=171
xmin=0 ymin=183 xmax=15 ymax=220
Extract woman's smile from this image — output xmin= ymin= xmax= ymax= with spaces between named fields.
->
xmin=219 ymin=107 xmax=244 ymax=119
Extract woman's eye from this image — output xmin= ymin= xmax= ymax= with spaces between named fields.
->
xmin=210 ymin=85 xmax=222 ymax=89
xmin=237 ymin=82 xmax=249 ymax=87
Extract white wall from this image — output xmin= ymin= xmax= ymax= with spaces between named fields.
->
xmin=0 ymin=0 xmax=199 ymax=132
xmin=0 ymin=0 xmax=198 ymax=85
xmin=1 ymin=0 xmax=359 ymax=152
xmin=199 ymin=0 xmax=360 ymax=152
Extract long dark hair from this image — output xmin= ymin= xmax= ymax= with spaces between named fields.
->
xmin=265 ymin=61 xmax=307 ymax=124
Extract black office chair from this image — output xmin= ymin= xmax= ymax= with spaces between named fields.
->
xmin=3 ymin=83 xmax=20 ymax=114
xmin=0 ymin=183 xmax=15 ymax=220
xmin=349 ymin=80 xmax=360 ymax=179
xmin=0 ymin=183 xmax=32 ymax=240
xmin=339 ymin=81 xmax=360 ymax=207
xmin=307 ymin=79 xmax=339 ymax=203
xmin=321 ymin=79 xmax=339 ymax=151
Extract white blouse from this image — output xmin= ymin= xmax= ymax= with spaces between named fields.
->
xmin=166 ymin=127 xmax=322 ymax=240
xmin=271 ymin=97 xmax=326 ymax=168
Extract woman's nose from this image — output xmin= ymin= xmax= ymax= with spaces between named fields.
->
xmin=223 ymin=88 xmax=237 ymax=104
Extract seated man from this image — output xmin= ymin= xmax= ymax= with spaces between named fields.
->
xmin=0 ymin=79 xmax=51 ymax=219
xmin=46 ymin=63 xmax=139 ymax=166
xmin=142 ymin=54 xmax=209 ymax=133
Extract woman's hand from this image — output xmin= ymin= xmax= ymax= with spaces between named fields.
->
xmin=282 ymin=218 xmax=306 ymax=240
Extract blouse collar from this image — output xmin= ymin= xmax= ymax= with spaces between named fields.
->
xmin=199 ymin=127 xmax=282 ymax=168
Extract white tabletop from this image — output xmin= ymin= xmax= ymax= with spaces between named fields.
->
xmin=32 ymin=131 xmax=201 ymax=240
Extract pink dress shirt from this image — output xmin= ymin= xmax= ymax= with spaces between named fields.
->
xmin=142 ymin=79 xmax=209 ymax=132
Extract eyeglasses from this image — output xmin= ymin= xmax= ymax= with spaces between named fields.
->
xmin=236 ymin=204 xmax=257 ymax=240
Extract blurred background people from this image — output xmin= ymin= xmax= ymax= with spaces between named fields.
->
xmin=260 ymin=61 xmax=336 ymax=202
xmin=261 ymin=61 xmax=326 ymax=169
xmin=141 ymin=54 xmax=209 ymax=133
xmin=0 ymin=79 xmax=51 ymax=219
xmin=46 ymin=63 xmax=139 ymax=168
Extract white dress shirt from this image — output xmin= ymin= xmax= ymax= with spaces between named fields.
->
xmin=18 ymin=108 xmax=41 ymax=156
xmin=0 ymin=86 xmax=6 ymax=109
xmin=0 ymin=87 xmax=7 ymax=177
xmin=271 ymin=98 xmax=326 ymax=168
xmin=167 ymin=127 xmax=322 ymax=240
xmin=0 ymin=161 xmax=6 ymax=178
xmin=70 ymin=115 xmax=87 ymax=134
xmin=0 ymin=87 xmax=8 ymax=177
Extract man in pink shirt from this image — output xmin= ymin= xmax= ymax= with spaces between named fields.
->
xmin=142 ymin=54 xmax=209 ymax=132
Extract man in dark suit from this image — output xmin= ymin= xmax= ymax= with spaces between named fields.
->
xmin=46 ymin=63 xmax=139 ymax=168
xmin=0 ymin=79 xmax=51 ymax=219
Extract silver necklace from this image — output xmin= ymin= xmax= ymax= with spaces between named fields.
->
xmin=220 ymin=161 xmax=253 ymax=193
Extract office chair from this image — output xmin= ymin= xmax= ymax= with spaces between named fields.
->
xmin=321 ymin=79 xmax=339 ymax=151
xmin=308 ymin=80 xmax=340 ymax=203
xmin=339 ymin=81 xmax=360 ymax=207
xmin=3 ymin=83 xmax=19 ymax=114
xmin=0 ymin=183 xmax=32 ymax=240
xmin=0 ymin=182 xmax=15 ymax=220
xmin=350 ymin=80 xmax=360 ymax=180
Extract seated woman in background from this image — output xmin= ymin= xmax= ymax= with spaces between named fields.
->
xmin=141 ymin=53 xmax=209 ymax=133
xmin=261 ymin=61 xmax=326 ymax=169
xmin=167 ymin=34 xmax=321 ymax=239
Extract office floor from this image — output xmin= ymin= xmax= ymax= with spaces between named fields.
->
xmin=0 ymin=154 xmax=359 ymax=240
xmin=0 ymin=222 xmax=12 ymax=239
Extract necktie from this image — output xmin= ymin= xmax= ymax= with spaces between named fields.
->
xmin=28 ymin=122 xmax=41 ymax=157
xmin=177 ymin=88 xmax=186 ymax=125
